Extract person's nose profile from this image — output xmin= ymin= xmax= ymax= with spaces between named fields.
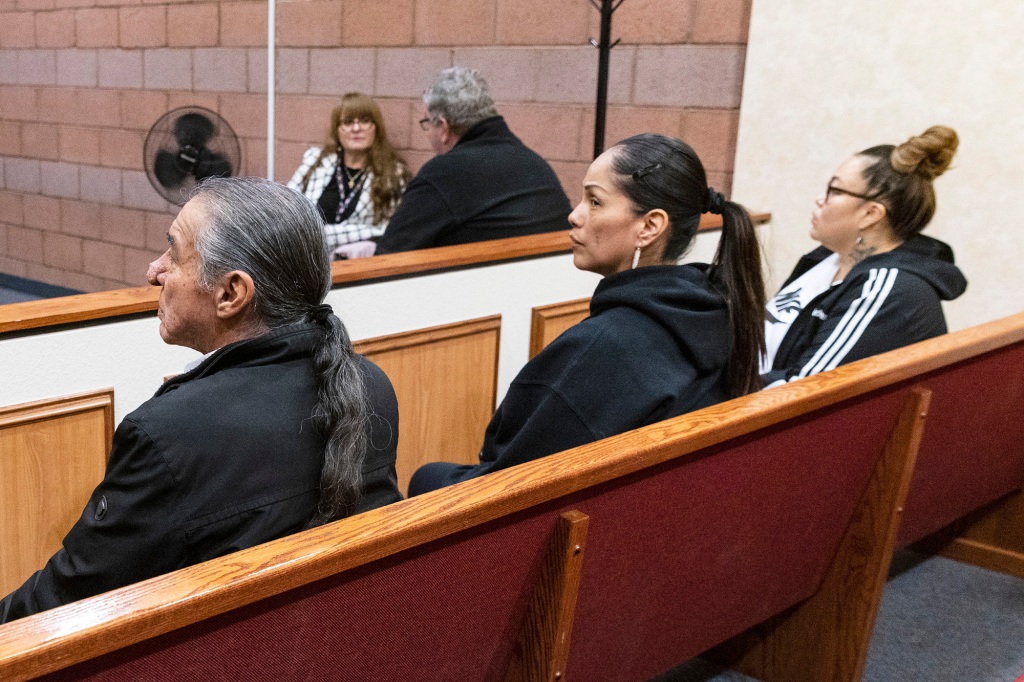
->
xmin=146 ymin=257 xmax=164 ymax=286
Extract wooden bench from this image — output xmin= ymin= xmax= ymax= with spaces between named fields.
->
xmin=0 ymin=312 xmax=1021 ymax=681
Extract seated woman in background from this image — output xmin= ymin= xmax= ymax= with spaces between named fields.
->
xmin=288 ymin=92 xmax=409 ymax=259
xmin=409 ymin=133 xmax=766 ymax=496
xmin=761 ymin=126 xmax=968 ymax=388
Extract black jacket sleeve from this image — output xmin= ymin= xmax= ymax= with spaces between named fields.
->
xmin=375 ymin=176 xmax=455 ymax=254
xmin=762 ymin=271 xmax=947 ymax=387
xmin=0 ymin=420 xmax=185 ymax=623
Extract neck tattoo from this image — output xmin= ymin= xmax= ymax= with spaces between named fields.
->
xmin=851 ymin=241 xmax=876 ymax=263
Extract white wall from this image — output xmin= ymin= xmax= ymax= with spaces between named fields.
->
xmin=0 ymin=228 xmax=725 ymax=423
xmin=735 ymin=1 xmax=1024 ymax=330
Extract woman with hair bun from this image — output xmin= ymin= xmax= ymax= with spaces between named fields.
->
xmin=761 ymin=125 xmax=968 ymax=387
xmin=288 ymin=92 xmax=409 ymax=259
xmin=409 ymin=133 xmax=766 ymax=495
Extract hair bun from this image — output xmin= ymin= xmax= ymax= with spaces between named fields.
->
xmin=890 ymin=125 xmax=959 ymax=180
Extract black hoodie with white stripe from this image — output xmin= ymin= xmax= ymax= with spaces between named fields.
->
xmin=761 ymin=234 xmax=967 ymax=387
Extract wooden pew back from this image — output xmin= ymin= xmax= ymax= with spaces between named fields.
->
xmin=0 ymin=311 xmax=1021 ymax=681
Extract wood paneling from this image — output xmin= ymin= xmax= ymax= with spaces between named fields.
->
xmin=0 ymin=390 xmax=113 ymax=596
xmin=0 ymin=212 xmax=770 ymax=335
xmin=354 ymin=316 xmax=500 ymax=494
xmin=529 ymin=298 xmax=591 ymax=358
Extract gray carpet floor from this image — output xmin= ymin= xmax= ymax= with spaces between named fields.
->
xmin=653 ymin=552 xmax=1024 ymax=681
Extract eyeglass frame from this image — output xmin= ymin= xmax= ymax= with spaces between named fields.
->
xmin=339 ymin=117 xmax=375 ymax=130
xmin=824 ymin=183 xmax=882 ymax=203
xmin=418 ymin=116 xmax=439 ymax=131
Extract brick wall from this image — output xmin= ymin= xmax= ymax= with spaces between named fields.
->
xmin=0 ymin=0 xmax=751 ymax=292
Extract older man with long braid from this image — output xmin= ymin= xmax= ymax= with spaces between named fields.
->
xmin=1 ymin=177 xmax=402 ymax=624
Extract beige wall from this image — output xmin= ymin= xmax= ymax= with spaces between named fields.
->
xmin=0 ymin=0 xmax=751 ymax=293
xmin=734 ymin=1 xmax=1024 ymax=330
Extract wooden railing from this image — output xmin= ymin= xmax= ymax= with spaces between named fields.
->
xmin=0 ymin=213 xmax=767 ymax=335
xmin=0 ymin=310 xmax=1021 ymax=681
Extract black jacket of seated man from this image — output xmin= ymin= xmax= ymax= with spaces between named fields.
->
xmin=375 ymin=116 xmax=572 ymax=253
xmin=0 ymin=324 xmax=402 ymax=623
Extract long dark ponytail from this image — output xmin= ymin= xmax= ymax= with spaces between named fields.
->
xmin=611 ymin=134 xmax=766 ymax=397
xmin=190 ymin=177 xmax=368 ymax=525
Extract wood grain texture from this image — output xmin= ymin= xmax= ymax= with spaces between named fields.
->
xmin=0 ymin=312 xmax=1020 ymax=681
xmin=711 ymin=388 xmax=930 ymax=682
xmin=506 ymin=510 xmax=589 ymax=682
xmin=529 ymin=299 xmax=591 ymax=359
xmin=916 ymin=491 xmax=1024 ymax=578
xmin=0 ymin=390 xmax=114 ymax=596
xmin=354 ymin=316 xmax=501 ymax=494
xmin=0 ymin=213 xmax=769 ymax=335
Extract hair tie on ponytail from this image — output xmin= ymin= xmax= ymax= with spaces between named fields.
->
xmin=705 ymin=187 xmax=725 ymax=215
xmin=309 ymin=303 xmax=334 ymax=324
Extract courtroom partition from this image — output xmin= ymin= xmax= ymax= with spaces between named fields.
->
xmin=0 ymin=342 xmax=931 ymax=681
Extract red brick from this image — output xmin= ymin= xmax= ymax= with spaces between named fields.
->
xmin=168 ymin=3 xmax=218 ymax=47
xmin=0 ymin=223 xmax=7 ymax=257
xmin=120 ymin=89 xmax=168 ymax=130
xmin=218 ymin=92 xmax=267 ymax=138
xmin=374 ymin=47 xmax=451 ymax=98
xmin=100 ymin=203 xmax=146 ymax=246
xmin=603 ymin=0 xmax=692 ymax=44
xmin=22 ymin=194 xmax=61 ymax=230
xmin=36 ymin=87 xmax=78 ymax=124
xmin=549 ymin=160 xmax=585 ymax=203
xmin=82 ymin=238 xmax=122 ymax=279
xmin=123 ymin=245 xmax=161 ymax=285
xmin=119 ymin=6 xmax=165 ymax=48
xmin=0 ymin=255 xmax=28 ymax=278
xmin=53 ymin=0 xmax=95 ymax=10
xmin=239 ymin=137 xmax=266 ymax=178
xmin=0 ymin=86 xmax=38 ymax=121
xmin=21 ymin=122 xmax=62 ymax=159
xmin=681 ymin=108 xmax=739 ymax=173
xmin=99 ymin=128 xmax=144 ymax=169
xmin=276 ymin=0 xmax=341 ymax=48
xmin=401 ymin=149 xmax=432 ymax=175
xmin=276 ymin=95 xmax=334 ymax=143
xmin=7 ymin=225 xmax=44 ymax=262
xmin=43 ymin=231 xmax=83 ymax=270
xmin=36 ymin=9 xmax=77 ymax=47
xmin=77 ymin=88 xmax=122 ymax=128
xmin=17 ymin=0 xmax=55 ymax=11
xmin=25 ymin=262 xmax=74 ymax=289
xmin=0 ymin=120 xmax=20 ymax=155
xmin=219 ymin=1 xmax=264 ymax=47
xmin=0 ymin=11 xmax=35 ymax=47
xmin=0 ymin=191 xmax=24 ymax=224
xmin=342 ymin=0 xmax=412 ymax=46
xmin=692 ymin=0 xmax=750 ymax=44
xmin=376 ymin=97 xmax=413 ymax=150
xmin=495 ymin=0 xmax=588 ymax=46
xmin=167 ymin=92 xmax=218 ymax=112
xmin=75 ymin=7 xmax=117 ymax=48
xmin=59 ymin=125 xmax=101 ymax=164
xmin=61 ymin=198 xmax=103 ymax=238
xmin=602 ymin=106 xmax=685 ymax=150
xmin=273 ymin=139 xmax=307 ymax=183
xmin=414 ymin=0 xmax=492 ymax=45
xmin=143 ymin=209 xmax=172 ymax=251
xmin=62 ymin=270 xmax=111 ymax=292
xmin=707 ymin=170 xmax=732 ymax=198
xmin=501 ymin=103 xmax=584 ymax=162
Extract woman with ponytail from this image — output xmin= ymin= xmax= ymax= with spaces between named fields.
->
xmin=761 ymin=126 xmax=967 ymax=387
xmin=409 ymin=133 xmax=766 ymax=496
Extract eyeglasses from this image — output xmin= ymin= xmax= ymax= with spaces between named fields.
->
xmin=418 ymin=117 xmax=436 ymax=131
xmin=825 ymin=183 xmax=880 ymax=203
xmin=340 ymin=117 xmax=375 ymax=130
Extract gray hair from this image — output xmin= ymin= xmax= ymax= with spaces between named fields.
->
xmin=189 ymin=176 xmax=369 ymax=525
xmin=423 ymin=66 xmax=499 ymax=136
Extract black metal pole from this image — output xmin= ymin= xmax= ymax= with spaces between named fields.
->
xmin=592 ymin=0 xmax=614 ymax=158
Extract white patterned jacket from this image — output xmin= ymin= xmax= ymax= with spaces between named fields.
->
xmin=287 ymin=147 xmax=403 ymax=247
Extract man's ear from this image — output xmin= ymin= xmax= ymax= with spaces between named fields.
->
xmin=637 ymin=208 xmax=670 ymax=248
xmin=214 ymin=270 xmax=256 ymax=320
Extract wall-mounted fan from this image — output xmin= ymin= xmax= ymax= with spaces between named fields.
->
xmin=144 ymin=106 xmax=242 ymax=206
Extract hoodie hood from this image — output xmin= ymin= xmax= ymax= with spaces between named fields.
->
xmin=590 ymin=264 xmax=731 ymax=373
xmin=876 ymin=234 xmax=967 ymax=301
